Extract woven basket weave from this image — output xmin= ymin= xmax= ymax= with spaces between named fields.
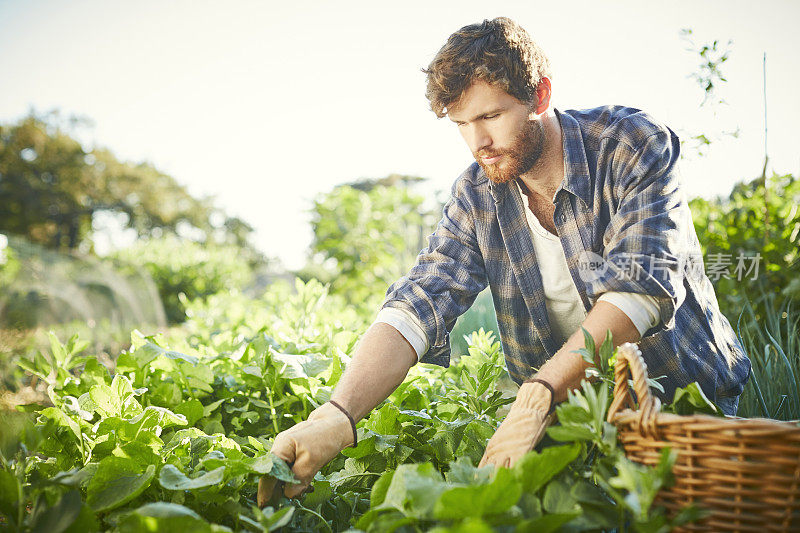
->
xmin=607 ymin=343 xmax=800 ymax=532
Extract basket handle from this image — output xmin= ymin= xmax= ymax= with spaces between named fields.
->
xmin=606 ymin=342 xmax=661 ymax=439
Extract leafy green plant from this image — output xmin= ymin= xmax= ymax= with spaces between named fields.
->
xmin=2 ymin=279 xmax=725 ymax=532
xmin=109 ymin=235 xmax=254 ymax=323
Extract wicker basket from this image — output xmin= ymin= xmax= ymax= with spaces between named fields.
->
xmin=607 ymin=343 xmax=800 ymax=532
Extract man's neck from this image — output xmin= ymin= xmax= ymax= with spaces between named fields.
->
xmin=517 ymin=112 xmax=564 ymax=203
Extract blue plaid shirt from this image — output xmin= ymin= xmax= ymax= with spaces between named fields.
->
xmin=382 ymin=105 xmax=750 ymax=402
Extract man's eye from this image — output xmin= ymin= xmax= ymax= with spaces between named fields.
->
xmin=484 ymin=114 xmax=499 ymax=120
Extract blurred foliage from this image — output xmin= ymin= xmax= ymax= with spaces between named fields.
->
xmin=0 ymin=111 xmax=254 ymax=252
xmin=0 ymin=234 xmax=166 ymax=392
xmin=0 ymin=234 xmax=20 ymax=287
xmin=450 ymin=289 xmax=499 ymax=358
xmin=303 ymin=175 xmax=440 ymax=310
xmin=304 ymin=176 xmax=500 ymax=360
xmin=0 ymin=235 xmax=165 ymax=330
xmin=689 ymin=172 xmax=800 ymax=318
xmin=109 ymin=235 xmax=256 ymax=324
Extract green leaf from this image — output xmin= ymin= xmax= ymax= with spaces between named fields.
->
xmin=40 ymin=407 xmax=83 ymax=443
xmin=51 ymin=464 xmax=98 ymax=490
xmin=546 ymin=424 xmax=595 ymax=443
xmin=515 ymin=512 xmax=580 ymax=533
xmin=428 ymin=417 xmax=472 ymax=464
xmin=433 ymin=467 xmax=522 ymax=519
xmin=431 ymin=517 xmax=496 ymax=533
xmin=248 ymin=454 xmax=275 ymax=475
xmin=17 ymin=357 xmax=49 ymax=380
xmin=341 ymin=430 xmax=397 ymax=459
xmin=0 ymin=469 xmax=21 ymax=525
xmin=326 ymin=457 xmax=378 ymax=490
xmin=341 ymin=432 xmax=378 ymax=459
xmin=568 ymin=480 xmax=619 ymax=530
xmin=0 ymin=411 xmax=40 ymax=459
xmin=579 ymin=327 xmax=596 ymax=363
xmin=118 ymin=502 xmax=231 ymax=533
xmin=48 ymin=331 xmax=67 ymax=364
xmin=542 ymin=477 xmax=579 ymax=514
xmin=370 ymin=470 xmax=395 ymax=508
xmin=29 ymin=490 xmax=83 ymax=533
xmin=364 ymin=403 xmax=402 ymax=435
xmin=609 ymin=448 xmax=676 ymax=519
xmin=158 ymin=464 xmax=225 ymax=490
xmin=253 ymin=506 xmax=294 ymax=532
xmin=126 ymin=406 xmax=188 ymax=430
xmin=270 ymin=350 xmax=331 ymax=379
xmin=62 ymin=503 xmax=99 ymax=533
xmin=377 ymin=463 xmax=446 ymax=518
xmin=301 ymin=479 xmax=333 ymax=509
xmin=115 ymin=441 xmax=161 ymax=468
xmin=126 ymin=501 xmax=202 ymax=519
xmin=88 ymin=383 xmax=122 ymax=418
xmin=355 ymin=508 xmax=414 ymax=532
xmin=665 ymin=382 xmax=722 ymax=416
xmin=202 ymin=399 xmax=225 ymax=418
xmin=86 ymin=457 xmax=156 ymax=512
xmin=251 ymin=453 xmax=298 ymax=482
xmin=115 ymin=352 xmax=138 ymax=373
xmin=513 ymin=443 xmax=581 ymax=493
xmin=135 ymin=342 xmax=200 ymax=367
xmin=111 ymin=374 xmax=136 ymax=405
xmin=444 ymin=457 xmax=493 ymax=485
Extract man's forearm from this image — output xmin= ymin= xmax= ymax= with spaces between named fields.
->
xmin=528 ymin=301 xmax=642 ymax=404
xmin=330 ymin=322 xmax=418 ymax=422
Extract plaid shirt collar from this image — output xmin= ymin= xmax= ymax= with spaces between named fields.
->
xmin=487 ymin=108 xmax=595 ymax=209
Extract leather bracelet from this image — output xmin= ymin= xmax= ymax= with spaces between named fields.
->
xmin=523 ymin=377 xmax=556 ymax=416
xmin=327 ymin=400 xmax=358 ymax=447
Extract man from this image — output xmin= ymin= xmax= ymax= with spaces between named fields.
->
xmin=268 ymin=17 xmax=750 ymax=498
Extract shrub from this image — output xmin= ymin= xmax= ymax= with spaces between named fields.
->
xmin=110 ymin=235 xmax=254 ymax=324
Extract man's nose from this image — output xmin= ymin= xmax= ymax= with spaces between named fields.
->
xmin=464 ymin=123 xmax=492 ymax=154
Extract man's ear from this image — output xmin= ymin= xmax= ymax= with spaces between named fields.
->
xmin=531 ymin=77 xmax=552 ymax=116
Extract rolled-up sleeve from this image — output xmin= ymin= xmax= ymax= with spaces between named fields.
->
xmin=381 ymin=176 xmax=489 ymax=366
xmin=582 ymin=129 xmax=690 ymax=331
xmin=374 ymin=307 xmax=429 ymax=360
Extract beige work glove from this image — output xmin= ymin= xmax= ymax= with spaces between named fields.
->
xmin=478 ymin=381 xmax=555 ymax=468
xmin=259 ymin=401 xmax=355 ymax=504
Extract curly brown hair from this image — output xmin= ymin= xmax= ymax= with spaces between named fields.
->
xmin=422 ymin=17 xmax=552 ymax=118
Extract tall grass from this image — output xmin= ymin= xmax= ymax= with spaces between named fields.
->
xmin=736 ymin=296 xmax=800 ymax=420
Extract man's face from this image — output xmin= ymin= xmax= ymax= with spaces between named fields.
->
xmin=447 ymin=80 xmax=545 ymax=184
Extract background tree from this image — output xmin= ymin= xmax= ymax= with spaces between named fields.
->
xmin=0 ymin=110 xmax=253 ymax=253
xmin=690 ymin=172 xmax=800 ymax=316
xmin=303 ymin=174 xmax=441 ymax=309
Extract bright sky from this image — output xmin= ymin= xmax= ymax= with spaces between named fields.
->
xmin=1 ymin=0 xmax=798 ymax=269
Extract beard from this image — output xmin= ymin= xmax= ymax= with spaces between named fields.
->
xmin=475 ymin=119 xmax=545 ymax=184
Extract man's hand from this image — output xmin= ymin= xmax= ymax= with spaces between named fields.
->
xmin=257 ymin=322 xmax=417 ymax=505
xmin=479 ymin=301 xmax=642 ymax=469
xmin=265 ymin=402 xmax=354 ymax=500
xmin=478 ymin=381 xmax=554 ymax=468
